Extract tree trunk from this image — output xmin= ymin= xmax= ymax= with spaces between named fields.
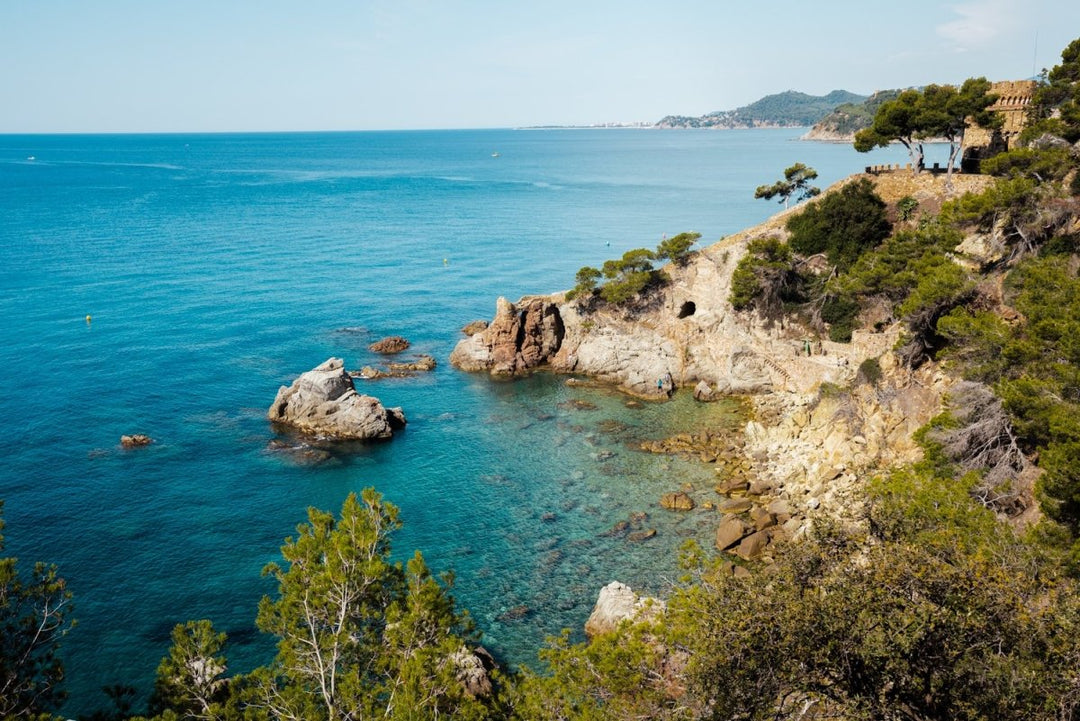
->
xmin=945 ymin=129 xmax=964 ymax=190
xmin=901 ymin=138 xmax=924 ymax=174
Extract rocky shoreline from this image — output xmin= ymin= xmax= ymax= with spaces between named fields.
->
xmin=450 ymin=175 xmax=969 ymax=596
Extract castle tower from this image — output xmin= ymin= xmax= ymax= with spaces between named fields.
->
xmin=962 ymin=79 xmax=1036 ymax=172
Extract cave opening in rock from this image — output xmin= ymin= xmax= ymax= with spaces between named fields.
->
xmin=678 ymin=301 xmax=696 ymax=318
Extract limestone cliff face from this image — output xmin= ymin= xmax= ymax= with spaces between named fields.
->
xmin=743 ymin=353 xmax=954 ymax=523
xmin=449 ymin=174 xmax=980 ymax=525
xmin=451 ymin=202 xmax=890 ymax=400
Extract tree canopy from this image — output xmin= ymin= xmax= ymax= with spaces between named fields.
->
xmin=0 ymin=501 xmax=74 ymax=721
xmin=1026 ymin=37 xmax=1080 ymax=143
xmin=854 ymin=79 xmax=999 ymax=177
xmin=785 ymin=177 xmax=891 ymax=270
xmin=753 ymin=163 xmax=821 ymax=209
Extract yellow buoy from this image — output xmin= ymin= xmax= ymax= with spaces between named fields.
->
xmin=85 ymin=314 xmax=92 ymax=324
xmin=443 ymin=258 xmax=448 ymax=265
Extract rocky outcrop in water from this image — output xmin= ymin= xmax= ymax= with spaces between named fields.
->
xmin=369 ymin=336 xmax=410 ymax=354
xmin=353 ymin=354 xmax=437 ymax=380
xmin=449 ymin=296 xmax=564 ymax=376
xmin=268 ymin=358 xmax=406 ymax=440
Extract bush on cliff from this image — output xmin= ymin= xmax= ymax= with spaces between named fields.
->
xmin=568 ymin=232 xmax=701 ymax=308
xmin=786 ymin=178 xmax=891 ymax=271
xmin=655 ymin=231 xmax=701 ymax=266
xmin=728 ymin=237 xmax=800 ymax=316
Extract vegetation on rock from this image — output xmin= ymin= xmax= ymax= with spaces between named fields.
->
xmin=786 ymin=177 xmax=891 ymax=270
xmin=657 ymin=89 xmax=865 ymax=129
xmin=567 ymin=233 xmax=700 ymax=307
xmin=805 ymin=89 xmax=900 ymax=138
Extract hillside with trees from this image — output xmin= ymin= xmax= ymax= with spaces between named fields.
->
xmin=656 ymin=89 xmax=866 ymax=129
xmin=801 ymin=89 xmax=901 ymax=140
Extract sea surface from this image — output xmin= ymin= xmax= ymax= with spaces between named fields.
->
xmin=0 ymin=128 xmax=928 ymax=715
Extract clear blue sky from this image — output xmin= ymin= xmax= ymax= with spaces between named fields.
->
xmin=2 ymin=0 xmax=1078 ymax=133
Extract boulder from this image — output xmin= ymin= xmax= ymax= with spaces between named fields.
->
xmin=120 ymin=434 xmax=153 ymax=449
xmin=693 ymin=380 xmax=717 ymax=402
xmin=450 ymin=646 xmax=496 ymax=698
xmin=450 ymin=297 xmax=564 ymax=376
xmin=268 ymin=358 xmax=406 ymax=440
xmin=584 ymin=581 xmax=666 ymax=638
xmin=719 ymin=497 xmax=753 ymax=514
xmin=461 ymin=320 xmax=489 ymax=336
xmin=369 ymin=336 xmax=410 ymax=354
xmin=660 ymin=492 xmax=695 ymax=511
xmin=715 ymin=515 xmax=749 ymax=550
xmin=734 ymin=530 xmax=769 ymax=561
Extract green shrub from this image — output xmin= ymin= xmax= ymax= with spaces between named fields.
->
xmin=786 ymin=178 xmax=891 ymax=270
xmin=821 ymin=296 xmax=860 ymax=342
xmin=857 ymin=357 xmax=883 ymax=385
xmin=981 ymin=146 xmax=1076 ymax=183
xmin=655 ymin=231 xmax=701 ymax=265
xmin=728 ymin=237 xmax=798 ymax=315
xmin=896 ymin=195 xmax=919 ymax=221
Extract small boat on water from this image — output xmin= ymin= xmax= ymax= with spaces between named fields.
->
xmin=26 ymin=156 xmax=35 ymax=161
xmin=491 ymin=152 xmax=500 ymax=158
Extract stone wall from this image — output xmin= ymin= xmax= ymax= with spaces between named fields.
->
xmin=963 ymin=79 xmax=1036 ymax=171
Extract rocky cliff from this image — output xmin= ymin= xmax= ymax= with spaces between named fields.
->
xmin=452 ymin=173 xmax=996 ymax=526
xmin=268 ymin=358 xmax=406 ymax=440
xmin=452 ymin=183 xmax=885 ymax=400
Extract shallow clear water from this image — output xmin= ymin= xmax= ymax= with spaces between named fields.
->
xmin=0 ymin=128 xmax=927 ymax=714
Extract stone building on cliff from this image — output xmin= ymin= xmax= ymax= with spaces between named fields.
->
xmin=962 ymin=79 xmax=1036 ymax=172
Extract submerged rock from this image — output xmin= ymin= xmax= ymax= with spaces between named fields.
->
xmin=352 ymin=354 xmax=437 ymax=380
xmin=660 ymin=492 xmax=695 ymax=511
xmin=369 ymin=336 xmax=410 ymax=354
xmin=268 ymin=358 xmax=406 ymax=440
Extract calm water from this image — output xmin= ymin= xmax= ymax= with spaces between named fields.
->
xmin=0 ymin=128 xmax=924 ymax=714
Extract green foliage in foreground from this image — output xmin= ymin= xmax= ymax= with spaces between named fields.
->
xmin=0 ymin=502 xmax=73 ymax=721
xmin=526 ymin=454 xmax=1080 ymax=720
xmin=130 ymin=490 xmax=499 ymax=721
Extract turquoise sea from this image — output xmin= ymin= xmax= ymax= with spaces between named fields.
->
xmin=0 ymin=128 xmax=927 ymax=715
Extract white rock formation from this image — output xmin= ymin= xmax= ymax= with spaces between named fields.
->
xmin=268 ymin=358 xmax=406 ymax=440
xmin=584 ymin=581 xmax=666 ymax=638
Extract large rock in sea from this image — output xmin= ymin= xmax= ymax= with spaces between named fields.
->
xmin=268 ymin=358 xmax=406 ymax=440
xmin=450 ymin=296 xmax=564 ymax=377
xmin=584 ymin=581 xmax=666 ymax=638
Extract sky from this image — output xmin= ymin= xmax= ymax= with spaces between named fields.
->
xmin=1 ymin=0 xmax=1078 ymax=133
